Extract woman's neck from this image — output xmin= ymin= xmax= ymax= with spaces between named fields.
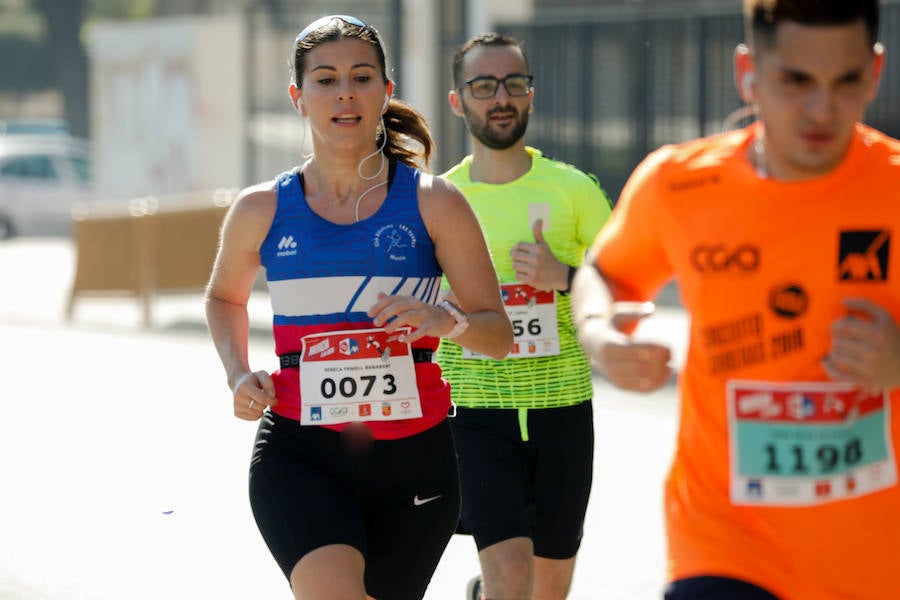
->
xmin=303 ymin=152 xmax=389 ymax=222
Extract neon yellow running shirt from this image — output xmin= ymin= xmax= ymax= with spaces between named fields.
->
xmin=437 ymin=147 xmax=612 ymax=408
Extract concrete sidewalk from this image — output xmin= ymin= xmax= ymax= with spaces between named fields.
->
xmin=0 ymin=237 xmax=686 ymax=599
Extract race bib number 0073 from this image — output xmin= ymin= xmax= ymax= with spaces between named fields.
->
xmin=299 ymin=328 xmax=422 ymax=425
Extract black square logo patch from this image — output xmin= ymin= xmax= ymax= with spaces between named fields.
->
xmin=838 ymin=230 xmax=890 ymax=282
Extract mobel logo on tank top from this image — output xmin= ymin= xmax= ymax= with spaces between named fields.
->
xmin=276 ymin=235 xmax=298 ymax=257
xmin=838 ymin=230 xmax=890 ymax=282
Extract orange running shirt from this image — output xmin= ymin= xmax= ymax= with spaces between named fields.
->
xmin=594 ymin=122 xmax=900 ymax=599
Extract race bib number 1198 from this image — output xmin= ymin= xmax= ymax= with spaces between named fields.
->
xmin=727 ymin=380 xmax=896 ymax=506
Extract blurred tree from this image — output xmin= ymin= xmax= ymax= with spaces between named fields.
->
xmin=24 ymin=0 xmax=158 ymax=138
xmin=31 ymin=0 xmax=89 ymax=137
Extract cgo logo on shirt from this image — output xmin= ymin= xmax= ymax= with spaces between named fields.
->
xmin=690 ymin=244 xmax=760 ymax=273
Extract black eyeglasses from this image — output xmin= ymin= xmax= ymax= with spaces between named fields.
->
xmin=461 ymin=74 xmax=533 ymax=99
xmin=295 ymin=14 xmax=385 ymax=50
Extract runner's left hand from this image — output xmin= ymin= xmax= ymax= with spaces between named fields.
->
xmin=822 ymin=298 xmax=900 ymax=391
xmin=368 ymin=292 xmax=454 ymax=342
xmin=510 ymin=219 xmax=568 ymax=291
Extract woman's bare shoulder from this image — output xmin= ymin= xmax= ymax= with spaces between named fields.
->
xmin=417 ymin=172 xmax=468 ymax=213
xmin=219 ymin=179 xmax=281 ymax=250
xmin=231 ymin=179 xmax=279 ymax=219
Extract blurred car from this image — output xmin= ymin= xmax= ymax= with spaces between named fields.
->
xmin=0 ymin=117 xmax=70 ymax=136
xmin=0 ymin=133 xmax=92 ymax=239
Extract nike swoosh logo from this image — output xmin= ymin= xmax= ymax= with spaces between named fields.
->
xmin=413 ymin=494 xmax=443 ymax=506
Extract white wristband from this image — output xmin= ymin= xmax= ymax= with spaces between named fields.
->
xmin=439 ymin=300 xmax=470 ymax=339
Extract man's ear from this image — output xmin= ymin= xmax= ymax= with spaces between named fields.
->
xmin=868 ymin=43 xmax=886 ymax=101
xmin=448 ymin=89 xmax=465 ymax=117
xmin=734 ymin=43 xmax=756 ymax=103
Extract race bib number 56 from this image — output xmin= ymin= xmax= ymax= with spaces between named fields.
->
xmin=299 ymin=328 xmax=422 ymax=425
xmin=463 ymin=283 xmax=560 ymax=359
xmin=727 ymin=380 xmax=896 ymax=506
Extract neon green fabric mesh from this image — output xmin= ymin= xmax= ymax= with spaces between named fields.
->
xmin=437 ymin=293 xmax=594 ymax=408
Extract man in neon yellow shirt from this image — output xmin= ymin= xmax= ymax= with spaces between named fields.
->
xmin=438 ymin=32 xmax=612 ymax=600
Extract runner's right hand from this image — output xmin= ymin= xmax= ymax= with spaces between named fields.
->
xmin=231 ymin=370 xmax=278 ymax=420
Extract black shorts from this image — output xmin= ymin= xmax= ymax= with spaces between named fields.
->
xmin=450 ymin=401 xmax=594 ymax=559
xmin=664 ymin=576 xmax=781 ymax=599
xmin=249 ymin=412 xmax=460 ymax=600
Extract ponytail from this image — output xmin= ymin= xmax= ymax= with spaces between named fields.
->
xmin=379 ymin=99 xmax=434 ymax=171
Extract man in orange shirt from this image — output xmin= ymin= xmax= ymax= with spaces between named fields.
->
xmin=573 ymin=1 xmax=900 ymax=598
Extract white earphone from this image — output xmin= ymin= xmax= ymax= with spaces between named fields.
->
xmin=382 ymin=95 xmax=390 ymax=112
xmin=741 ymin=72 xmax=755 ymax=98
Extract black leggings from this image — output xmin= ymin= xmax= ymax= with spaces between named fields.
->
xmin=249 ymin=412 xmax=460 ymax=600
xmin=451 ymin=402 xmax=594 ymax=558
xmin=664 ymin=576 xmax=781 ymax=600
